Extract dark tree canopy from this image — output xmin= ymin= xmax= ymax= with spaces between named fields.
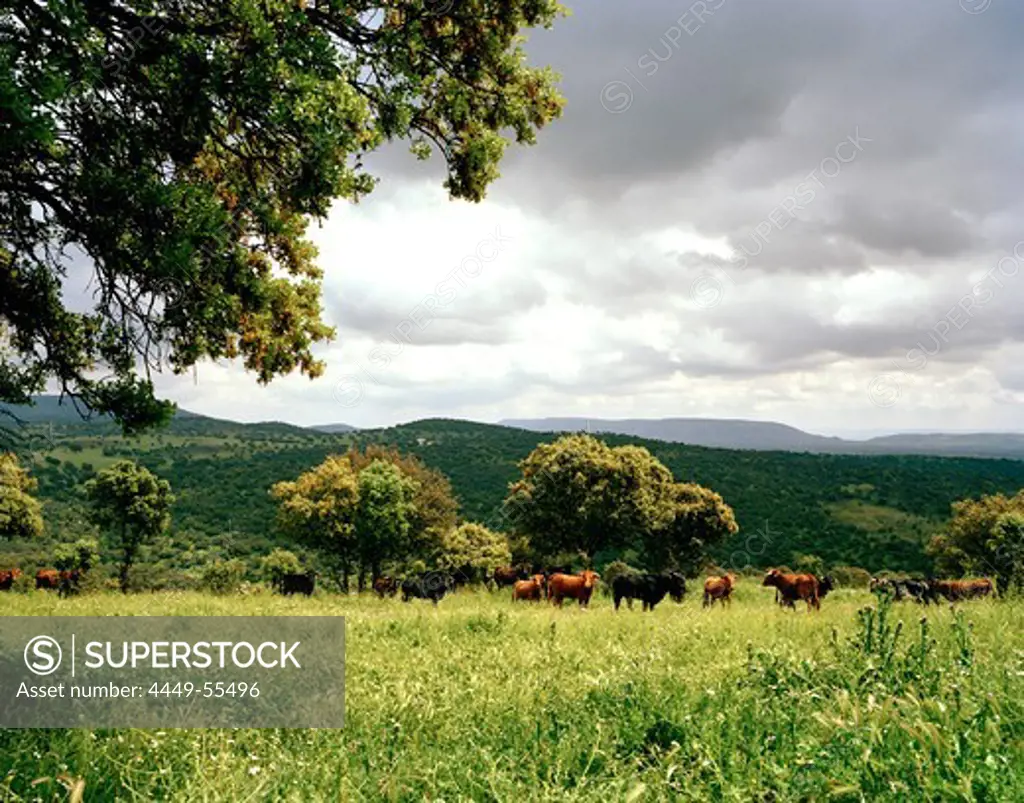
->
xmin=0 ymin=0 xmax=566 ymax=432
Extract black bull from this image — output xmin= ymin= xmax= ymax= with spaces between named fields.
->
xmin=277 ymin=572 xmax=315 ymax=596
xmin=401 ymin=571 xmax=456 ymax=605
xmin=612 ymin=572 xmax=687 ymax=611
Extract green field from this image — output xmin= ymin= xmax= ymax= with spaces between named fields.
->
xmin=2 ymin=587 xmax=1023 ymax=801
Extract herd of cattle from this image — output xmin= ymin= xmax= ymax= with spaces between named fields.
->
xmin=0 ymin=568 xmax=81 ymax=596
xmin=361 ymin=566 xmax=996 ymax=611
xmin=868 ymin=575 xmax=994 ymax=603
xmin=0 ymin=564 xmax=997 ymax=608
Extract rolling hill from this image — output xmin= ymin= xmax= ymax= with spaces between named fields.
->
xmin=501 ymin=417 xmax=1024 ymax=461
xmin=5 ymin=407 xmax=1024 ymax=579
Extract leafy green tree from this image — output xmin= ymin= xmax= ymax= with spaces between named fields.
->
xmin=85 ymin=460 xmax=174 ymax=593
xmin=344 ymin=445 xmax=456 ymax=562
xmin=1 ymin=1 xmax=566 ymax=432
xmin=928 ymin=491 xmax=1024 ymax=593
xmin=647 ymin=483 xmax=739 ymax=574
xmin=271 ymin=456 xmax=359 ymax=590
xmin=437 ymin=522 xmax=511 ymax=584
xmin=260 ymin=548 xmax=302 ymax=590
xmin=54 ymin=537 xmax=100 ymax=573
xmin=355 ymin=460 xmax=418 ymax=584
xmin=0 ymin=452 xmax=44 ymax=540
xmin=988 ymin=512 xmax=1024 ymax=594
xmin=505 ymin=434 xmax=676 ymax=560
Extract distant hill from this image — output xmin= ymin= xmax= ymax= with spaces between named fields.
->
xmin=309 ymin=423 xmax=358 ymax=433
xmin=0 ymin=395 xmax=115 ymax=424
xmin=500 ymin=417 xmax=849 ymax=453
xmin=860 ymin=432 xmax=1024 ymax=460
xmin=0 ymin=395 xmax=202 ymax=424
xmin=500 ymin=417 xmax=1024 ymax=461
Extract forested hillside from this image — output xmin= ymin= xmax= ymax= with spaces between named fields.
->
xmin=5 ymin=415 xmax=1024 ymax=579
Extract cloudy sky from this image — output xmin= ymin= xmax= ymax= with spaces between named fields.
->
xmin=150 ymin=0 xmax=1024 ymax=436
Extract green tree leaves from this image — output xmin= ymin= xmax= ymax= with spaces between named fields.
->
xmin=54 ymin=537 xmax=100 ymax=573
xmin=85 ymin=459 xmax=174 ymax=592
xmin=0 ymin=452 xmax=44 ymax=540
xmin=438 ymin=522 xmax=511 ymax=582
xmin=1 ymin=1 xmax=565 ymax=430
xmin=354 ymin=460 xmax=418 ymax=580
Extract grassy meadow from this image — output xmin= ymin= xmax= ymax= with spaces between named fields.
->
xmin=2 ymin=585 xmax=1024 ymax=801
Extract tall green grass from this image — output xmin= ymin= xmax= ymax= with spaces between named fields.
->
xmin=1 ymin=587 xmax=1023 ymax=801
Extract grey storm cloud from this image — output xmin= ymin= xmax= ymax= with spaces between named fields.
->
xmin=365 ymin=0 xmax=1024 ymax=273
xmin=328 ymin=276 xmax=548 ymax=346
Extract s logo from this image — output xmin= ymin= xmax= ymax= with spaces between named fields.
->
xmin=24 ymin=636 xmax=62 ymax=676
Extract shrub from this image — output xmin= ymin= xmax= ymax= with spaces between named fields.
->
xmin=260 ymin=548 xmax=302 ymax=590
xmin=201 ymin=559 xmax=247 ymax=595
xmin=830 ymin=565 xmax=871 ymax=588
xmin=53 ymin=538 xmax=100 ymax=573
xmin=601 ymin=560 xmax=640 ymax=591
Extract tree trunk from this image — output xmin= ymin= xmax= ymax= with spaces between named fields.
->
xmin=341 ymin=560 xmax=350 ymax=594
xmin=358 ymin=567 xmax=366 ymax=593
xmin=119 ymin=524 xmax=131 ymax=594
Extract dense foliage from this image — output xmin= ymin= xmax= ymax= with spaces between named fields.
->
xmin=1 ymin=0 xmax=565 ymax=431
xmin=5 ymin=415 xmax=1024 ymax=580
xmin=928 ymin=491 xmax=1024 ymax=592
xmin=504 ymin=433 xmax=737 ymax=571
xmin=0 ymin=451 xmax=43 ymax=539
xmin=438 ymin=522 xmax=511 ymax=583
xmin=271 ymin=451 xmax=448 ymax=589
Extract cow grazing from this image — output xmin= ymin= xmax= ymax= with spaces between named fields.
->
xmin=58 ymin=569 xmax=81 ymax=598
xmin=512 ymin=574 xmax=546 ymax=602
xmin=401 ymin=571 xmax=455 ymax=605
xmin=702 ymin=573 xmax=737 ymax=608
xmin=278 ymin=572 xmax=315 ymax=596
xmin=929 ymin=577 xmax=994 ymax=602
xmin=870 ymin=577 xmax=933 ymax=604
xmin=373 ymin=576 xmax=399 ymax=598
xmin=546 ymin=570 xmax=600 ymax=608
xmin=492 ymin=565 xmax=529 ymax=589
xmin=762 ymin=569 xmax=820 ymax=611
xmin=900 ymin=578 xmax=933 ymax=604
xmin=35 ymin=568 xmax=79 ymax=597
xmin=777 ymin=573 xmax=834 ymax=609
xmin=35 ymin=569 xmax=60 ymax=590
xmin=612 ymin=571 xmax=686 ymax=612
xmin=0 ymin=568 xmax=22 ymax=591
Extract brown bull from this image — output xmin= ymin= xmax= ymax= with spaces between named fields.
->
xmin=702 ymin=573 xmax=737 ymax=608
xmin=512 ymin=574 xmax=546 ymax=602
xmin=930 ymin=577 xmax=994 ymax=602
xmin=373 ymin=576 xmax=399 ymax=598
xmin=36 ymin=568 xmax=80 ymax=597
xmin=547 ymin=570 xmax=600 ymax=608
xmin=0 ymin=568 xmax=21 ymax=590
xmin=762 ymin=569 xmax=820 ymax=611
xmin=35 ymin=569 xmax=60 ymax=590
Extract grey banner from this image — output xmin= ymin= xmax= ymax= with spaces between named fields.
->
xmin=0 ymin=617 xmax=344 ymax=728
